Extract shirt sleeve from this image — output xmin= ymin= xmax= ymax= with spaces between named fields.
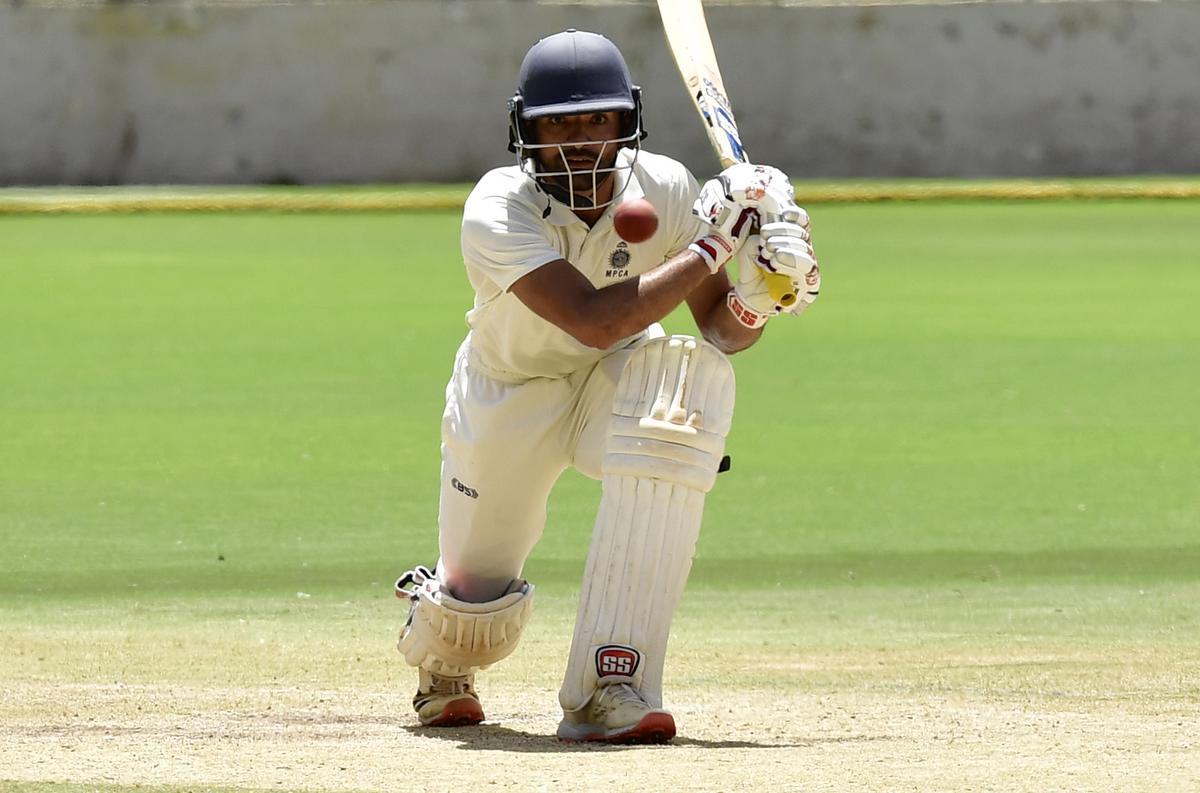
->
xmin=461 ymin=191 xmax=564 ymax=293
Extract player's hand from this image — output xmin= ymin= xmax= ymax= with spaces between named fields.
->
xmin=726 ymin=233 xmax=820 ymax=326
xmin=782 ymin=257 xmax=821 ymax=316
xmin=690 ymin=178 xmax=757 ymax=272
xmin=727 ymin=224 xmax=820 ymax=327
xmin=757 ymin=204 xmax=819 ymax=313
xmin=758 ymin=206 xmax=815 ymax=275
xmin=725 ymin=234 xmax=782 ymax=328
xmin=714 ymin=162 xmax=796 ymax=215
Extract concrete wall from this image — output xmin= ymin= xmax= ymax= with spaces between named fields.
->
xmin=1 ymin=0 xmax=1197 ymax=184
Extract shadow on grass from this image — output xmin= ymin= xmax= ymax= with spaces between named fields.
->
xmin=404 ymin=723 xmax=893 ymax=752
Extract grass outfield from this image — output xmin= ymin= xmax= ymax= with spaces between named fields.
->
xmin=1 ymin=198 xmax=1198 ymax=791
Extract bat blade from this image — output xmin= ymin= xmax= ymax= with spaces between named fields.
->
xmin=656 ymin=0 xmax=798 ymax=307
xmin=657 ymin=0 xmax=747 ymax=169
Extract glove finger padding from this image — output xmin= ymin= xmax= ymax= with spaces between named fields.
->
xmin=759 ymin=214 xmax=815 ymax=273
xmin=759 ymin=209 xmax=819 ymax=311
xmin=763 ymin=204 xmax=811 ymax=232
xmin=783 ymin=258 xmax=821 ymax=316
xmin=764 ymin=238 xmax=817 ymax=278
xmin=760 ymin=218 xmax=810 ymax=243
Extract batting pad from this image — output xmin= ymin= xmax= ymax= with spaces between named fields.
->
xmin=560 ymin=336 xmax=735 ymax=711
xmin=397 ymin=569 xmax=534 ymax=677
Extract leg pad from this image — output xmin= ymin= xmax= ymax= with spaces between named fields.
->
xmin=560 ymin=336 xmax=735 ymax=712
xmin=397 ymin=566 xmax=534 ymax=677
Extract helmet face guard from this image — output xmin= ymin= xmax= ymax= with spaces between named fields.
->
xmin=507 ymin=91 xmax=645 ymax=211
xmin=506 ymin=30 xmax=647 ymax=211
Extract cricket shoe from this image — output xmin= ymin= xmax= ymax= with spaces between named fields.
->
xmin=413 ymin=668 xmax=484 ymax=727
xmin=556 ymin=683 xmax=676 ymax=744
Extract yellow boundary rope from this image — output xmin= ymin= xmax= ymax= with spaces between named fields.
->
xmin=1 ymin=181 xmax=1198 ymax=214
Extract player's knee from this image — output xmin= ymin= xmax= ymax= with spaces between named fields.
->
xmin=441 ymin=569 xmax=518 ymax=604
xmin=605 ymin=335 xmax=735 ymax=492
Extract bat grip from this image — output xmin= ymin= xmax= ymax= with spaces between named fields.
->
xmin=766 ymin=272 xmax=798 ymax=308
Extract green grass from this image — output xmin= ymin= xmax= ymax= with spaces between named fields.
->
xmin=2 ymin=201 xmax=1197 ymax=605
xmin=1 ymin=199 xmax=1198 ymax=791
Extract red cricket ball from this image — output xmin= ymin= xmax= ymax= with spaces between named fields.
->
xmin=613 ymin=198 xmax=659 ymax=243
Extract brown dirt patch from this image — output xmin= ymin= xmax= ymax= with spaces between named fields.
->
xmin=2 ymin=679 xmax=1197 ymax=792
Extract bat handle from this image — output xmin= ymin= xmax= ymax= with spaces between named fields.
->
xmin=765 ymin=272 xmax=798 ymax=308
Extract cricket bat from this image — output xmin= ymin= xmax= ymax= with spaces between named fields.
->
xmin=657 ymin=0 xmax=799 ymax=307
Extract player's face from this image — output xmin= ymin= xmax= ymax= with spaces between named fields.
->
xmin=530 ymin=111 xmax=626 ymax=201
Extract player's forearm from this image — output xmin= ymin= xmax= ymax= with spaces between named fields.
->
xmin=578 ymin=250 xmax=712 ymax=348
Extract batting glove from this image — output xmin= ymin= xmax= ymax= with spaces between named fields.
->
xmin=728 ymin=215 xmax=821 ymax=327
xmin=726 ymin=234 xmax=779 ymax=328
xmin=690 ymin=177 xmax=758 ymax=272
xmin=716 ymin=163 xmax=796 ymax=214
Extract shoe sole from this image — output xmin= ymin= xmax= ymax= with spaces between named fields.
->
xmin=557 ymin=711 xmax=676 ymax=744
xmin=420 ymin=697 xmax=485 ymax=727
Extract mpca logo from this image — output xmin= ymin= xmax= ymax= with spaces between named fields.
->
xmin=595 ymin=645 xmax=641 ymax=679
xmin=607 ymin=242 xmax=631 ymax=278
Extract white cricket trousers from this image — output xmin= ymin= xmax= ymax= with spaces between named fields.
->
xmin=435 ymin=332 xmax=657 ymax=603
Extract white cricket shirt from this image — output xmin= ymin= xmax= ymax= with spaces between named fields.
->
xmin=459 ymin=149 xmax=707 ymax=381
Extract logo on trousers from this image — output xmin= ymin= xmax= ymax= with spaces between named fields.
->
xmin=595 ymin=645 xmax=641 ymax=679
xmin=451 ymin=478 xmax=478 ymax=499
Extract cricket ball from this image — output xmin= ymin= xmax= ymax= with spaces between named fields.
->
xmin=613 ymin=198 xmax=658 ymax=244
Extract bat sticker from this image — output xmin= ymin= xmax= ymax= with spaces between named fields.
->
xmin=694 ymin=80 xmax=746 ymax=163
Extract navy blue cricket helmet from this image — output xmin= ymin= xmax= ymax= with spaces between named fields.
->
xmin=508 ymin=30 xmax=646 ymax=209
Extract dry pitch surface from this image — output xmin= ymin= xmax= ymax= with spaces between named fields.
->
xmin=2 ymin=590 xmax=1197 ymax=793
xmin=3 ymin=683 xmax=1193 ymax=793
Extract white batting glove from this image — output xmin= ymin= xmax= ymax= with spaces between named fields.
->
xmin=690 ymin=177 xmax=758 ymax=272
xmin=784 ymin=258 xmax=821 ymax=316
xmin=728 ymin=215 xmax=821 ymax=327
xmin=716 ymin=162 xmax=796 ymax=214
xmin=759 ymin=204 xmax=819 ymax=313
xmin=726 ymin=234 xmax=781 ymax=328
xmin=759 ymin=207 xmax=815 ymax=276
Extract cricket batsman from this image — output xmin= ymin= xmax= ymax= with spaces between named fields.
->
xmin=394 ymin=29 xmax=820 ymax=743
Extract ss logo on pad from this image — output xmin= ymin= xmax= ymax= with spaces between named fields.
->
xmin=595 ymin=645 xmax=641 ymax=679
